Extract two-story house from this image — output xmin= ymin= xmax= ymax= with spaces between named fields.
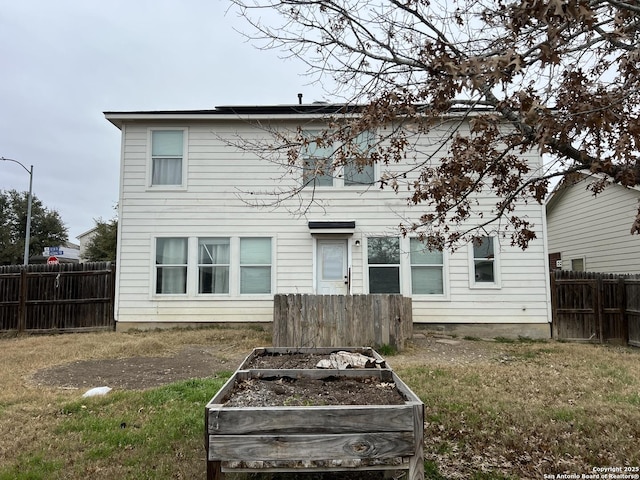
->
xmin=105 ymin=103 xmax=551 ymax=338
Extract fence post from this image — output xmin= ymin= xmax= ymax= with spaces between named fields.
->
xmin=18 ymin=267 xmax=27 ymax=333
xmin=620 ymin=277 xmax=628 ymax=345
xmin=596 ymin=274 xmax=604 ymax=343
xmin=550 ymin=271 xmax=557 ymax=339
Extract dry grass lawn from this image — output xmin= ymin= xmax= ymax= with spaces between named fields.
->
xmin=0 ymin=327 xmax=639 ymax=479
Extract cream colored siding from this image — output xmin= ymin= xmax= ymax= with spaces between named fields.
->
xmin=547 ymin=176 xmax=640 ymax=274
xmin=112 ymin=114 xmax=550 ymax=327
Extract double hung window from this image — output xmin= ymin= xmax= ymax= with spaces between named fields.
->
xmin=472 ymin=236 xmax=497 ymax=284
xmin=156 ymin=238 xmax=188 ymax=294
xmin=240 ymin=238 xmax=272 ymax=294
xmin=410 ymin=238 xmax=444 ymax=295
xmin=367 ymin=237 xmax=400 ymax=293
xmin=302 ymin=134 xmax=334 ymax=186
xmin=198 ymin=238 xmax=230 ymax=294
xmin=151 ymin=130 xmax=184 ymax=186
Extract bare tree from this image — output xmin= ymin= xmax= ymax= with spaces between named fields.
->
xmin=230 ymin=0 xmax=639 ymax=249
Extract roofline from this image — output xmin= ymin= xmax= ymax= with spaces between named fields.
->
xmin=103 ymin=104 xmax=495 ymax=129
xmin=545 ymin=170 xmax=640 ymax=211
xmin=104 ymin=104 xmax=359 ymax=128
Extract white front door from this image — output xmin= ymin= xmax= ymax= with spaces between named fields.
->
xmin=316 ymin=239 xmax=349 ymax=294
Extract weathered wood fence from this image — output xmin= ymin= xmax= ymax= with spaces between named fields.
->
xmin=551 ymin=270 xmax=640 ymax=347
xmin=273 ymin=294 xmax=413 ymax=351
xmin=0 ymin=262 xmax=115 ymax=333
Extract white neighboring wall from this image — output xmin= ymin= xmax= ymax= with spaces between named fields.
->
xmin=546 ymin=175 xmax=640 ymax=274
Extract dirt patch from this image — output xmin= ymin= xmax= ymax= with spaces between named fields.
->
xmin=29 ymin=334 xmax=501 ymax=392
xmin=30 ymin=345 xmax=247 ymax=391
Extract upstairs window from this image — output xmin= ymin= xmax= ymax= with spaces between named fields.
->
xmin=302 ymin=135 xmax=334 ymax=187
xmin=367 ymin=237 xmax=400 ymax=293
xmin=410 ymin=238 xmax=444 ymax=295
xmin=151 ymin=130 xmax=184 ymax=186
xmin=344 ymin=132 xmax=375 ymax=186
xmin=302 ymin=131 xmax=375 ymax=187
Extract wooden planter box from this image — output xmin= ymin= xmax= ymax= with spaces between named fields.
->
xmin=205 ymin=347 xmax=424 ymax=480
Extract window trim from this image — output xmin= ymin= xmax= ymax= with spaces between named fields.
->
xmin=468 ymin=236 xmax=501 ymax=289
xmin=147 ymin=127 xmax=188 ymax=190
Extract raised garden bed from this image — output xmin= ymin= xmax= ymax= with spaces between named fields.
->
xmin=205 ymin=347 xmax=424 ymax=480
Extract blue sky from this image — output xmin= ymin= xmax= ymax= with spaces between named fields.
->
xmin=0 ymin=0 xmax=325 ymax=239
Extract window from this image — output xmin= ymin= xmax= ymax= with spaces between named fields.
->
xmin=151 ymin=130 xmax=184 ymax=186
xmin=302 ymin=131 xmax=374 ymax=187
xmin=410 ymin=238 xmax=444 ymax=295
xmin=472 ymin=236 xmax=496 ymax=284
xmin=344 ymin=132 xmax=375 ymax=186
xmin=240 ymin=238 xmax=272 ymax=294
xmin=368 ymin=237 xmax=400 ymax=293
xmin=154 ymin=236 xmax=272 ymax=297
xmin=198 ymin=238 xmax=230 ymax=294
xmin=302 ymin=134 xmax=334 ymax=187
xmin=155 ymin=238 xmax=188 ymax=294
xmin=571 ymin=257 xmax=585 ymax=272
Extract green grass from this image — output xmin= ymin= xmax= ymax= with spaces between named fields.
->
xmin=376 ymin=343 xmax=398 ymax=356
xmin=0 ymin=375 xmax=231 ymax=480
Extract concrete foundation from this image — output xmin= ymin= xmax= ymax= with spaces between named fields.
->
xmin=116 ymin=320 xmax=551 ymax=340
xmin=414 ymin=322 xmax=551 ymax=340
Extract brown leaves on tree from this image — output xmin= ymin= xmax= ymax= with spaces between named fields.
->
xmin=232 ymin=0 xmax=640 ymax=249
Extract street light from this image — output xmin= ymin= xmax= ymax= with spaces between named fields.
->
xmin=1 ymin=157 xmax=34 ymax=265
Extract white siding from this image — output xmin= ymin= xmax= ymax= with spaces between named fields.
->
xmin=547 ymin=176 xmax=640 ymax=274
xmin=113 ymin=117 xmax=550 ymax=327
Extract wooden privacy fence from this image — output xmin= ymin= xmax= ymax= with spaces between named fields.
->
xmin=551 ymin=270 xmax=640 ymax=347
xmin=0 ymin=262 xmax=115 ymax=333
xmin=273 ymin=294 xmax=413 ymax=351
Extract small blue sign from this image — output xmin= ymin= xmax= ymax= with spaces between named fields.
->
xmin=48 ymin=246 xmax=64 ymax=255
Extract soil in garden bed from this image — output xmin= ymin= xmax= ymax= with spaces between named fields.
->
xmin=223 ymin=375 xmax=405 ymax=407
xmin=243 ymin=351 xmax=385 ymax=370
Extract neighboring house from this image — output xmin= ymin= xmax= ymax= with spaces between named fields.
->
xmin=77 ymin=227 xmax=98 ymax=262
xmin=104 ymin=104 xmax=551 ymax=338
xmin=546 ymin=173 xmax=640 ymax=274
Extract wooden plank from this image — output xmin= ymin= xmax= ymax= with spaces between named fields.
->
xmin=221 ymin=459 xmax=408 ymax=472
xmin=408 ymin=402 xmax=425 ymax=480
xmin=207 ymin=404 xmax=416 ymax=434
xmin=208 ymin=432 xmax=415 ymax=461
xmin=18 ymin=269 xmax=27 ymax=333
xmin=233 ymin=369 xmax=393 ymax=380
